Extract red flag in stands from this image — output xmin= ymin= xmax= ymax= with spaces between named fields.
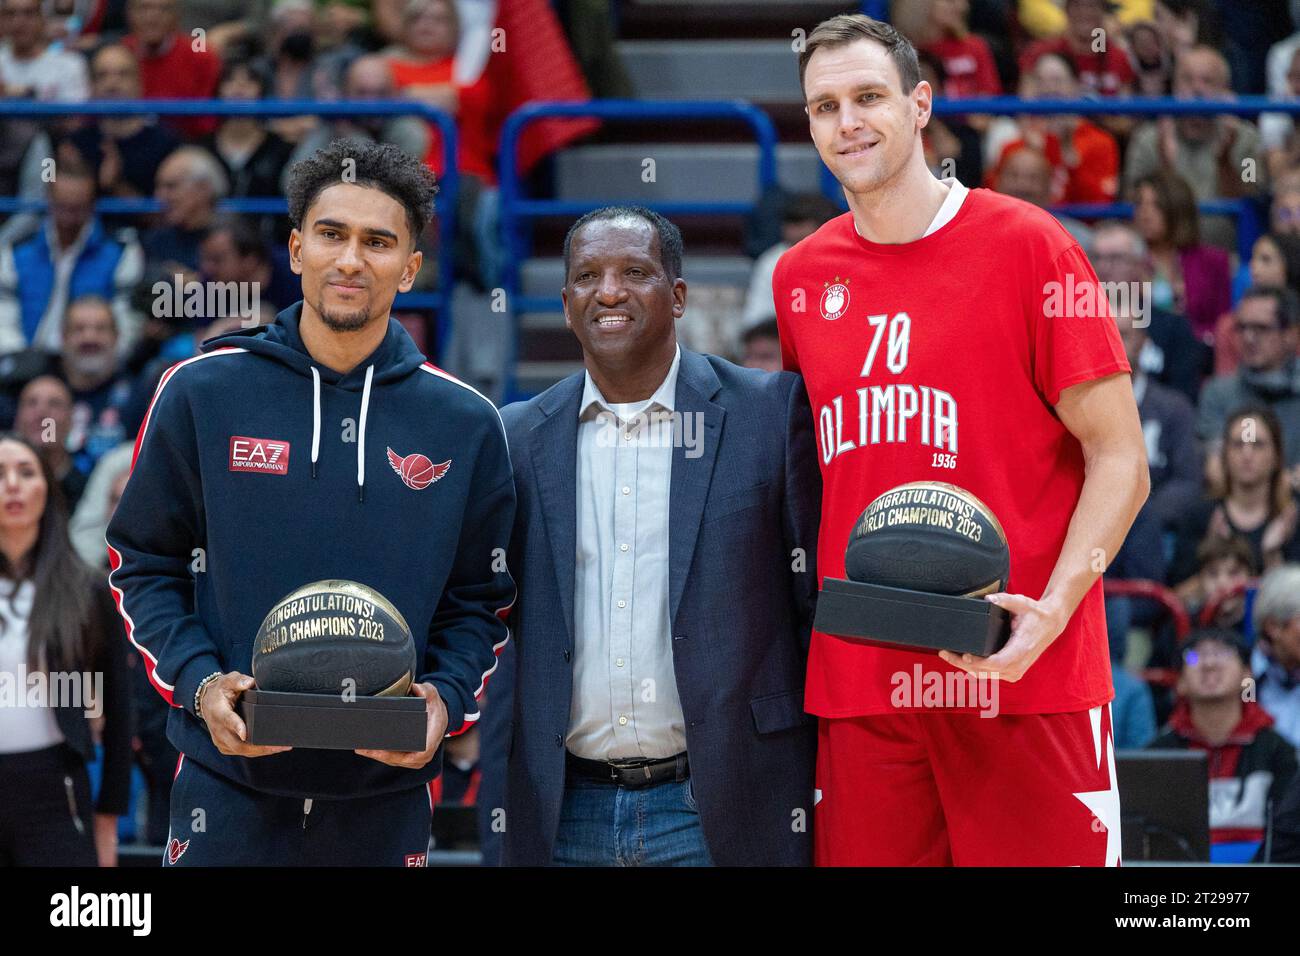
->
xmin=485 ymin=0 xmax=600 ymax=176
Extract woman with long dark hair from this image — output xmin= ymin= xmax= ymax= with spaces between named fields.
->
xmin=1133 ymin=169 xmax=1232 ymax=344
xmin=0 ymin=432 xmax=130 ymax=866
xmin=1170 ymin=407 xmax=1300 ymax=587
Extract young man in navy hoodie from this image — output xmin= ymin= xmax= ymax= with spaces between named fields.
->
xmin=105 ymin=140 xmax=516 ymax=866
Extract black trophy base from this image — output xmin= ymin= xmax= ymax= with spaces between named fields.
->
xmin=814 ymin=578 xmax=1011 ymax=657
xmin=237 ymin=689 xmax=428 ymax=751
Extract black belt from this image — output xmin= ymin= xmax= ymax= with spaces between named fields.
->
xmin=565 ymin=750 xmax=689 ymax=789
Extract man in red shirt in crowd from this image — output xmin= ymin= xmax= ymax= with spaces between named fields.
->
xmin=1019 ymin=0 xmax=1135 ymax=98
xmin=917 ymin=0 xmax=1001 ymax=99
xmin=774 ymin=13 xmax=1150 ymax=866
xmin=122 ymin=0 xmax=221 ymax=138
xmin=988 ymin=50 xmax=1120 ymax=203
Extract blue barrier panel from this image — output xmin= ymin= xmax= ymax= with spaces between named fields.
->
xmin=933 ymin=96 xmax=1300 ymax=117
xmin=497 ymin=99 xmax=779 ymax=399
xmin=0 ymin=99 xmax=457 ymax=354
xmin=860 ymin=0 xmax=890 ymax=21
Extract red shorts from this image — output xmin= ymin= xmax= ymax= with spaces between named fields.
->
xmin=814 ymin=705 xmax=1121 ymax=866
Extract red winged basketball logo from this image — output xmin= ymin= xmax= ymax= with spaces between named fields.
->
xmin=166 ymin=837 xmax=190 ymax=865
xmin=387 ymin=447 xmax=451 ymax=491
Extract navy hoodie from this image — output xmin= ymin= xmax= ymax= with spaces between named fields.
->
xmin=106 ymin=302 xmax=516 ymax=800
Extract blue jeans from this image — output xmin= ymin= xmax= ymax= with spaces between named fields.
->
xmin=552 ymin=775 xmax=714 ymax=866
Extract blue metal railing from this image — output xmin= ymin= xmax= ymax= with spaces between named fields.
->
xmin=497 ymin=98 xmax=779 ymax=398
xmin=14 ymin=96 xmax=1294 ymax=390
xmin=0 ymin=99 xmax=457 ymax=355
xmin=817 ymin=96 xmax=1297 ymax=260
xmin=933 ymin=96 xmax=1300 ymax=116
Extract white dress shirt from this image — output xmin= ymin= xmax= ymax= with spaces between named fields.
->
xmin=567 ymin=345 xmax=688 ymax=760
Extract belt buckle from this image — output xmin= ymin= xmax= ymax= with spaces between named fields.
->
xmin=608 ymin=757 xmax=651 ymax=786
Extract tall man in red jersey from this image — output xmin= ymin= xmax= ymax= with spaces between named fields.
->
xmin=774 ymin=14 xmax=1150 ymax=866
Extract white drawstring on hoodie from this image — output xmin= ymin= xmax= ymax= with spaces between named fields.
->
xmin=310 ymin=367 xmax=321 ymax=479
xmin=307 ymin=363 xmax=375 ymax=501
xmin=357 ymin=365 xmax=374 ymax=502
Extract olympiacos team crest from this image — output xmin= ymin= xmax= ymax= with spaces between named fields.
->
xmin=821 ymin=278 xmax=850 ymax=320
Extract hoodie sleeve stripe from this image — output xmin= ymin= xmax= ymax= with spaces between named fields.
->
xmin=415 ymin=361 xmax=516 ymax=738
xmin=418 ymin=362 xmax=511 ymax=467
xmin=106 ymin=543 xmax=174 ymax=700
xmin=446 ymin=599 xmax=515 ymax=736
xmin=128 ymin=347 xmax=248 ymax=469
xmin=107 ymin=346 xmax=247 ymax=706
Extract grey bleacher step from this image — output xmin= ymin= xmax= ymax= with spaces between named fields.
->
xmin=555 ymin=143 xmax=821 ymax=203
xmin=519 ymin=310 xmax=567 ymax=330
xmin=618 ymin=39 xmax=802 ymax=101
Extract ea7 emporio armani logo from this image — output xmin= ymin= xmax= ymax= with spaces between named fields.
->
xmin=229 ymin=436 xmax=290 ymax=475
xmin=387 ymin=447 xmax=452 ymax=491
xmin=820 ymin=278 xmax=849 ymax=320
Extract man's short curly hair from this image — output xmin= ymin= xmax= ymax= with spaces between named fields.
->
xmin=284 ymin=139 xmax=439 ymax=246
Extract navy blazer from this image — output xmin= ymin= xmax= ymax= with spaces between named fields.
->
xmin=487 ymin=348 xmax=821 ymax=866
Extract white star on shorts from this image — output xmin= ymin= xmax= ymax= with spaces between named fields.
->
xmin=1072 ymin=704 xmax=1122 ymax=866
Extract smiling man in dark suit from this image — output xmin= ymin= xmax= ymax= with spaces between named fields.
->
xmin=492 ymin=205 xmax=820 ymax=866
